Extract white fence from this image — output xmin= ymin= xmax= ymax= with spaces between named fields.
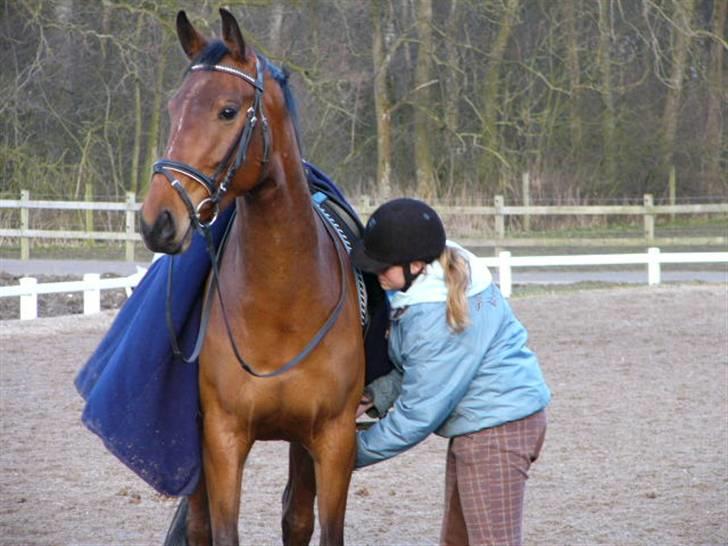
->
xmin=479 ymin=248 xmax=728 ymax=298
xmin=0 ymin=269 xmax=147 ymax=320
xmin=1 ymin=249 xmax=726 ymax=320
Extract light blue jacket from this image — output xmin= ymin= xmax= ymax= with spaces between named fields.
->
xmin=356 ymin=243 xmax=551 ymax=468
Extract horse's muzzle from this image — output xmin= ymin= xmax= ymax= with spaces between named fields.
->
xmin=140 ymin=209 xmax=188 ymax=254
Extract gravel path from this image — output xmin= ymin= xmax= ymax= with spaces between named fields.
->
xmin=0 ymin=285 xmax=726 ymax=545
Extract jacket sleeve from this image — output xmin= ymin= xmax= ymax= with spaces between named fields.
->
xmin=365 ymin=369 xmax=404 ymax=417
xmin=356 ymin=319 xmax=482 ymax=468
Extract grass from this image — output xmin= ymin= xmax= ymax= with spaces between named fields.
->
xmin=490 ymin=214 xmax=728 ymax=240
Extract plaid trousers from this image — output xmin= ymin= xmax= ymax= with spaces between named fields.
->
xmin=440 ymin=410 xmax=547 ymax=546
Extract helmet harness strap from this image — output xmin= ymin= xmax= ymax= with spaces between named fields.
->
xmin=401 ymin=263 xmax=423 ymax=293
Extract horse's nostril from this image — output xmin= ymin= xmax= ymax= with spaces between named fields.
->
xmin=159 ymin=210 xmax=176 ymax=241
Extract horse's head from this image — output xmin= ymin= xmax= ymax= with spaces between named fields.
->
xmin=141 ymin=9 xmax=272 ymax=254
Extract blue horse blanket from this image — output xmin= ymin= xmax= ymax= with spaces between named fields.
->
xmin=75 ymin=205 xmax=234 ymax=496
xmin=75 ymin=163 xmax=359 ymax=497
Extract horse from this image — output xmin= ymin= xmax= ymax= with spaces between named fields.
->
xmin=139 ymin=9 xmax=364 ymax=546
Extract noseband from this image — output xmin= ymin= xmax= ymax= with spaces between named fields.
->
xmin=152 ymin=56 xmax=271 ymax=229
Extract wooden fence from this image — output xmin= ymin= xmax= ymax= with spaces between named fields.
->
xmin=0 ymin=191 xmax=726 ymax=260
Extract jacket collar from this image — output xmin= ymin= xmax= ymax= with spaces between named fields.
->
xmin=388 ymin=241 xmax=492 ymax=309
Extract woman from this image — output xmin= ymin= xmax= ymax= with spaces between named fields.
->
xmin=351 ymin=198 xmax=551 ymax=546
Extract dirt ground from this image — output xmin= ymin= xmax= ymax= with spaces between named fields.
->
xmin=0 ymin=284 xmax=726 ymax=545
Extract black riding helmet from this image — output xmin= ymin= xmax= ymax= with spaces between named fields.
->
xmin=351 ymin=198 xmax=446 ymax=288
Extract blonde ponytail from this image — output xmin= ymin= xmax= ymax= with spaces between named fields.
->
xmin=439 ymin=247 xmax=471 ymax=333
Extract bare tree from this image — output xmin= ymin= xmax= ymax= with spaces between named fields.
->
xmin=479 ymin=0 xmax=520 ymax=192
xmin=1 ymin=0 xmax=724 ymax=207
xmin=659 ymin=0 xmax=697 ymax=187
xmin=370 ymin=0 xmax=395 ymax=198
xmin=413 ymin=0 xmax=436 ymax=198
xmin=597 ymin=0 xmax=617 ymax=191
xmin=703 ymin=0 xmax=726 ymax=194
xmin=562 ymin=0 xmax=583 ymax=153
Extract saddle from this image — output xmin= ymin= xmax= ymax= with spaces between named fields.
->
xmin=304 ymin=161 xmax=390 ymax=384
xmin=306 ymin=161 xmax=364 ymax=244
xmin=305 ymin=161 xmax=386 ymax=325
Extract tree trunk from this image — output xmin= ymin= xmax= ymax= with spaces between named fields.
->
xmin=413 ymin=0 xmax=436 ymax=199
xmin=660 ymin=0 xmax=696 ymax=187
xmin=443 ymin=0 xmax=462 ymax=194
xmin=268 ymin=1 xmax=285 ymax=55
xmin=480 ymin=0 xmax=520 ymax=190
xmin=703 ymin=0 xmax=725 ymax=193
xmin=128 ymin=15 xmax=145 ymax=196
xmin=562 ymin=0 xmax=582 ymax=152
xmin=371 ymin=0 xmax=393 ymax=198
xmin=141 ymin=35 xmax=169 ymax=197
xmin=130 ymin=80 xmax=142 ymax=195
xmin=597 ymin=0 xmax=617 ymax=191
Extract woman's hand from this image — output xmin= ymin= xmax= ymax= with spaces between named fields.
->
xmin=356 ymin=393 xmax=375 ymax=417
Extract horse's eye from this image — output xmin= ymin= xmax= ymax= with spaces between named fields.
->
xmin=219 ymin=107 xmax=238 ymax=121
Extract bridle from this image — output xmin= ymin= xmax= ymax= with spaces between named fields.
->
xmin=152 ymin=56 xmax=271 ymax=229
xmin=155 ymin=54 xmax=347 ymax=378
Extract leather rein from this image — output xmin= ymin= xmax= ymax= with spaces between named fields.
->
xmin=155 ymin=55 xmax=347 ymax=378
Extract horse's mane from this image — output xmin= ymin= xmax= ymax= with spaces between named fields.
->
xmin=265 ymin=59 xmax=303 ymax=155
xmin=190 ymin=40 xmax=303 ymax=155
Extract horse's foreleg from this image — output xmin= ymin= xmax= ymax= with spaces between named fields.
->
xmin=311 ymin=420 xmax=356 ymax=546
xmin=282 ymin=442 xmax=316 ymax=546
xmin=202 ymin=413 xmax=251 ymax=546
xmin=187 ymin=475 xmax=211 ymax=546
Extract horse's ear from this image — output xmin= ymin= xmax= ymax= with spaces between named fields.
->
xmin=176 ymin=11 xmax=207 ymax=60
xmin=220 ymin=8 xmax=249 ymax=60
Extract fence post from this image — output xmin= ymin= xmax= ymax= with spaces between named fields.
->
xmin=125 ymin=192 xmax=136 ymax=262
xmin=83 ymin=273 xmax=101 ymax=315
xmin=498 ymin=250 xmax=512 ymax=298
xmin=522 ymin=172 xmax=530 ymax=232
xmin=20 ymin=190 xmax=30 ymax=260
xmin=647 ymin=247 xmax=661 ymax=286
xmin=494 ymin=195 xmax=505 ymax=240
xmin=84 ymin=182 xmax=94 ymax=247
xmin=19 ymin=277 xmax=37 ymax=320
xmin=643 ymin=194 xmax=655 ymax=241
xmin=668 ymin=166 xmax=676 ymax=222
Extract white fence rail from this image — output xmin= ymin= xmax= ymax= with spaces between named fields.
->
xmin=1 ymin=249 xmax=726 ymax=320
xmin=1 ymin=269 xmax=147 ymax=320
xmin=1 ymin=191 xmax=726 ymax=260
xmin=479 ymin=249 xmax=728 ymax=297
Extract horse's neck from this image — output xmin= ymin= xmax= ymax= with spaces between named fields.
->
xmin=231 ymin=167 xmax=327 ymax=302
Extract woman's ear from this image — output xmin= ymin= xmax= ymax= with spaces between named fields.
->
xmin=410 ymin=261 xmax=426 ymax=275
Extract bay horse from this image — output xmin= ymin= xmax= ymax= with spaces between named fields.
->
xmin=140 ymin=9 xmax=364 ymax=546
